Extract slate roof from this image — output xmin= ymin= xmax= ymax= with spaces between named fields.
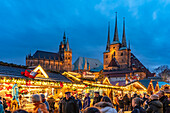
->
xmin=0 ymin=65 xmax=71 ymax=82
xmin=139 ymin=79 xmax=151 ymax=88
xmin=131 ymin=53 xmax=153 ymax=77
xmin=29 ymin=50 xmax=59 ymax=60
xmin=73 ymin=57 xmax=103 ymax=72
xmin=152 ymin=81 xmax=157 ymax=89
xmin=108 ymin=58 xmax=119 ymax=67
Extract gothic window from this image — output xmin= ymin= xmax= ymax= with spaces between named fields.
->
xmin=121 ymin=53 xmax=123 ymax=56
xmin=68 ymin=57 xmax=70 ymax=59
xmin=106 ymin=55 xmax=108 ymax=58
xmin=113 ymin=47 xmax=115 ymax=49
xmin=113 ymin=52 xmax=116 ymax=56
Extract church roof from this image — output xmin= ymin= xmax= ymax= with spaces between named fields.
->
xmin=30 ymin=50 xmax=59 ymax=60
xmin=73 ymin=57 xmax=103 ymax=72
xmin=119 ymin=47 xmax=127 ymax=50
xmin=131 ymin=53 xmax=153 ymax=77
xmin=111 ymin=41 xmax=120 ymax=45
xmin=108 ymin=58 xmax=119 ymax=67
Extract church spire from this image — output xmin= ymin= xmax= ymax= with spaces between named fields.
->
xmin=122 ymin=17 xmax=127 ymax=47
xmin=106 ymin=22 xmax=110 ymax=51
xmin=113 ymin=12 xmax=119 ymax=42
xmin=66 ymin=38 xmax=70 ymax=51
xmin=63 ymin=31 xmax=66 ymax=47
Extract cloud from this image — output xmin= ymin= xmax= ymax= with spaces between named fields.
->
xmin=0 ymin=0 xmax=169 ymax=71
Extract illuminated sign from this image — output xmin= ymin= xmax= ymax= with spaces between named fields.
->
xmin=83 ymin=71 xmax=95 ymax=78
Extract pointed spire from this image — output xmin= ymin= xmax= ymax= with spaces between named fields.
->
xmin=113 ymin=12 xmax=119 ymax=43
xmin=66 ymin=38 xmax=70 ymax=51
xmin=63 ymin=31 xmax=66 ymax=47
xmin=106 ymin=22 xmax=110 ymax=51
xmin=122 ymin=17 xmax=127 ymax=47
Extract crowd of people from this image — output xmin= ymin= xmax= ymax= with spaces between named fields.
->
xmin=0 ymin=90 xmax=169 ymax=113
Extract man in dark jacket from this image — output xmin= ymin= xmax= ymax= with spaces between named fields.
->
xmin=59 ymin=92 xmax=79 ymax=113
xmin=146 ymin=94 xmax=163 ymax=113
xmin=93 ymin=92 xmax=102 ymax=105
xmin=123 ymin=94 xmax=130 ymax=111
xmin=157 ymin=91 xmax=170 ymax=113
xmin=132 ymin=97 xmax=146 ymax=113
xmin=83 ymin=93 xmax=91 ymax=110
xmin=74 ymin=94 xmax=82 ymax=111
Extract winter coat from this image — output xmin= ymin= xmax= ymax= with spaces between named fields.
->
xmin=76 ymin=98 xmax=82 ymax=110
xmin=94 ymin=102 xmax=117 ymax=113
xmin=59 ymin=97 xmax=79 ymax=113
xmin=123 ymin=96 xmax=130 ymax=105
xmin=0 ymin=102 xmax=4 ymax=113
xmin=83 ymin=97 xmax=91 ymax=109
xmin=132 ymin=106 xmax=146 ymax=113
xmin=119 ymin=100 xmax=124 ymax=108
xmin=159 ymin=96 xmax=170 ymax=113
xmin=47 ymin=97 xmax=55 ymax=110
xmin=146 ymin=99 xmax=163 ymax=113
xmin=93 ymin=96 xmax=103 ymax=105
xmin=33 ymin=103 xmax=49 ymax=113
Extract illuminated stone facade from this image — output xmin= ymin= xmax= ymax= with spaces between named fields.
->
xmin=26 ymin=32 xmax=72 ymax=72
xmin=103 ymin=13 xmax=154 ymax=80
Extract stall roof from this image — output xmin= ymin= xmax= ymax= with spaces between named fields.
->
xmin=0 ymin=65 xmax=71 ymax=82
xmin=139 ymin=79 xmax=151 ymax=88
xmin=152 ymin=81 xmax=157 ymax=89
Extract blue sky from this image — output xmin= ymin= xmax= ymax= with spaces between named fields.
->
xmin=0 ymin=0 xmax=170 ymax=72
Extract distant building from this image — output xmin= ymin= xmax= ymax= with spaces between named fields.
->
xmin=72 ymin=57 xmax=103 ymax=72
xmin=103 ymin=13 xmax=154 ymax=81
xmin=26 ymin=32 xmax=72 ymax=72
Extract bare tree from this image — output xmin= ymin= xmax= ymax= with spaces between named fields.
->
xmin=154 ymin=65 xmax=170 ymax=82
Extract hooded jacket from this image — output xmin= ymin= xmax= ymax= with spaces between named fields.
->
xmin=94 ymin=102 xmax=117 ymax=113
xmin=147 ymin=99 xmax=163 ymax=113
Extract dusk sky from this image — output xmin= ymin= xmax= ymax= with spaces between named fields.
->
xmin=0 ymin=0 xmax=170 ymax=72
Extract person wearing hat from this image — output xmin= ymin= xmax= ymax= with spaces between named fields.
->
xmin=59 ymin=92 xmax=79 ymax=113
xmin=146 ymin=94 xmax=163 ymax=113
xmin=93 ymin=91 xmax=103 ymax=106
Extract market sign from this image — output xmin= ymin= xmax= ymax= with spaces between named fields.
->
xmin=83 ymin=71 xmax=95 ymax=78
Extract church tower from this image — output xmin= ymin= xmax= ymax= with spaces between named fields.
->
xmin=103 ymin=13 xmax=131 ymax=70
xmin=63 ymin=37 xmax=72 ymax=71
